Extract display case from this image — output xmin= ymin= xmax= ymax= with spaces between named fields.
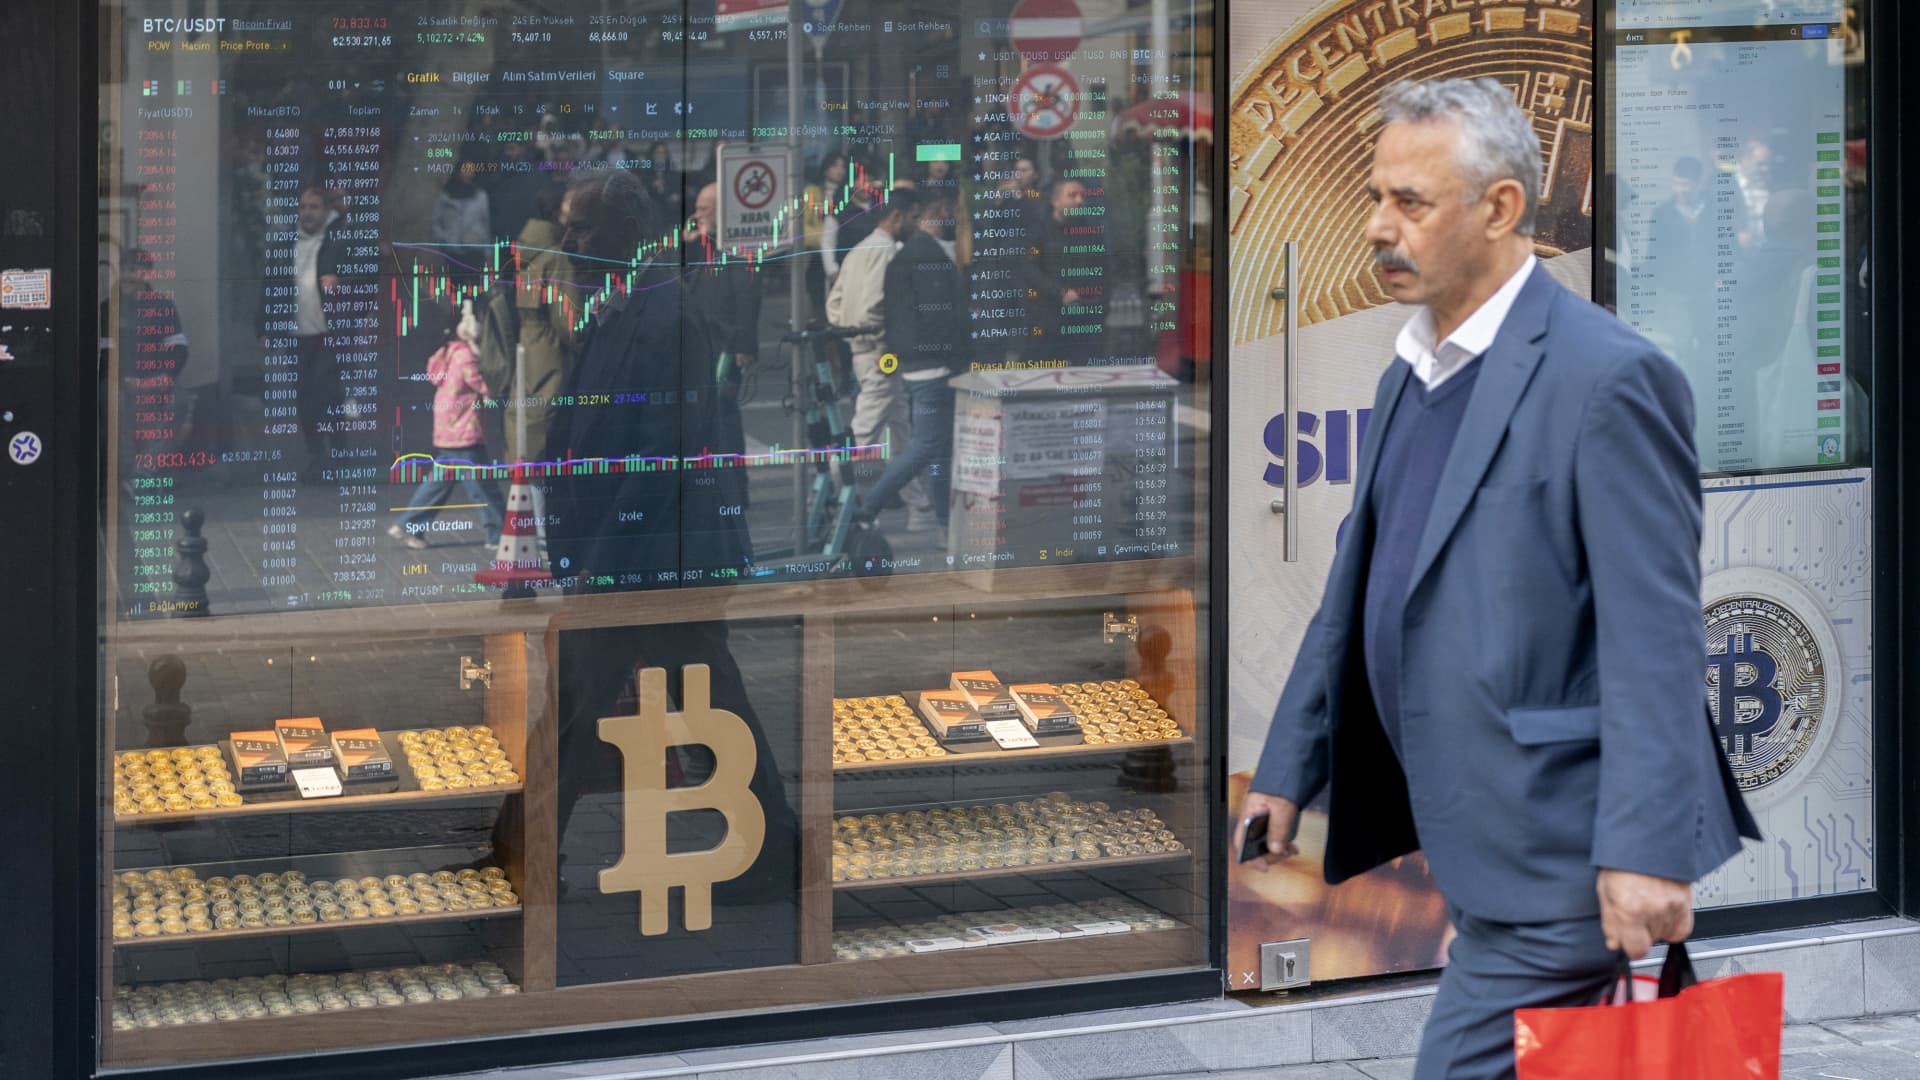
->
xmin=99 ymin=562 xmax=1212 ymax=1068
xmin=91 ymin=0 xmax=1220 ymax=1068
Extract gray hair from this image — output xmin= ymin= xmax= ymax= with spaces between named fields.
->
xmin=1380 ymin=78 xmax=1542 ymax=236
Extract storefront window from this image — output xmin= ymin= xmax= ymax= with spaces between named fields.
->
xmin=99 ymin=0 xmax=1215 ymax=1066
xmin=1601 ymin=0 xmax=1876 ymax=909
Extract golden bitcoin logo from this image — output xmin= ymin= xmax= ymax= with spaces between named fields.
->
xmin=598 ymin=663 xmax=766 ymax=936
xmin=1227 ymin=0 xmax=1595 ymax=345
xmin=878 ymin=352 xmax=899 ymax=374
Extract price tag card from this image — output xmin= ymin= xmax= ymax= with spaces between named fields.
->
xmin=291 ymin=767 xmax=343 ymax=799
xmin=985 ymin=719 xmax=1039 ymax=749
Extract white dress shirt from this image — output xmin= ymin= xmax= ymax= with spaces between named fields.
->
xmin=1393 ymin=254 xmax=1536 ymax=390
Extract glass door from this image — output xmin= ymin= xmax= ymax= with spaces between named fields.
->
xmin=1224 ymin=1 xmax=1601 ymax=988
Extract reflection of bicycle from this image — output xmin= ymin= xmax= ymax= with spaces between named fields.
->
xmin=761 ymin=322 xmax=882 ymax=568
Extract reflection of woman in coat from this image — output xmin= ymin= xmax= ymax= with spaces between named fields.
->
xmin=506 ymin=191 xmax=580 ymax=464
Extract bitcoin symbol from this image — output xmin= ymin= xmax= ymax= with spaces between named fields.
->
xmin=598 ymin=664 xmax=766 ymax=935
xmin=1707 ymin=633 xmax=1783 ymax=741
xmin=1703 ymin=595 xmax=1825 ymax=792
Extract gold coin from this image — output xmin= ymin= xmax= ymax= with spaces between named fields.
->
xmin=420 ymin=777 xmax=447 ymax=792
xmin=905 ymin=748 xmax=926 ymax=759
xmin=1084 ymin=733 xmax=1105 ymax=745
xmin=926 ymin=747 xmax=948 ymax=757
xmin=884 ymin=749 xmax=906 ymax=760
xmin=445 ymin=775 xmax=472 ymax=790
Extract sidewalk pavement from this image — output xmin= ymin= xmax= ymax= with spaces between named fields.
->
xmin=1242 ymin=1011 xmax=1920 ymax=1080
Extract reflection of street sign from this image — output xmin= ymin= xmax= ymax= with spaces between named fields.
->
xmin=733 ymin=161 xmax=777 ymax=210
xmin=1010 ymin=0 xmax=1082 ymax=59
xmin=716 ymin=144 xmax=795 ymax=253
xmin=803 ymin=0 xmax=843 ymax=44
xmin=1009 ymin=64 xmax=1079 ymax=140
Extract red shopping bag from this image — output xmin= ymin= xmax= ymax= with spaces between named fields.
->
xmin=1514 ymin=942 xmax=1783 ymax=1079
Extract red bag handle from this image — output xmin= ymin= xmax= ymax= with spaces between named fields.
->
xmin=1609 ymin=941 xmax=1698 ymax=1004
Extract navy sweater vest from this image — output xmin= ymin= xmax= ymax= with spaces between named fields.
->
xmin=1363 ymin=357 xmax=1483 ymax=757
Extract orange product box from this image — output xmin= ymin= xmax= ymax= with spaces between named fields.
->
xmin=230 ymin=730 xmax=288 ymax=788
xmin=329 ymin=727 xmax=392 ymax=781
xmin=273 ymin=716 xmax=334 ymax=768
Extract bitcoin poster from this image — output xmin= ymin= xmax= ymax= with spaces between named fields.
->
xmin=1695 ymin=471 xmax=1873 ymax=908
xmin=1224 ymin=0 xmax=1595 ymax=988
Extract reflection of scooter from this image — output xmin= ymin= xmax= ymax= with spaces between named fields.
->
xmin=759 ymin=322 xmax=888 ymax=573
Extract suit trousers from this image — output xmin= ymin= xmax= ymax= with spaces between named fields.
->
xmin=1414 ymin=905 xmax=1616 ymax=1080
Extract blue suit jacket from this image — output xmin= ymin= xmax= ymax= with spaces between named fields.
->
xmin=1252 ymin=265 xmax=1762 ymax=924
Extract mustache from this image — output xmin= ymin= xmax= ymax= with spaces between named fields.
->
xmin=1373 ymin=248 xmax=1418 ymax=274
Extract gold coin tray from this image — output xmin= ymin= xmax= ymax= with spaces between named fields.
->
xmin=394 ymin=725 xmax=520 ymax=791
xmin=833 ymin=898 xmax=1179 ymax=960
xmin=110 ymin=864 xmax=518 ymax=941
xmin=112 ymin=962 xmax=519 ymax=1029
xmin=830 ymin=791 xmax=1187 ymax=883
xmin=111 ymin=745 xmax=240 ymax=817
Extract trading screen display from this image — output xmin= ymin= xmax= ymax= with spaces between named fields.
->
xmin=1604 ymin=0 xmax=1862 ymax=473
xmin=106 ymin=0 xmax=1212 ymax=618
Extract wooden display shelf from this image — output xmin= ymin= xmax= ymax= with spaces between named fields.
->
xmin=111 ymin=781 xmax=523 ymax=825
xmin=834 ymin=735 xmax=1193 ymax=773
xmin=105 ymin=557 xmax=1196 ymax=648
xmin=833 ymin=850 xmax=1191 ymax=891
xmin=112 ymin=903 xmax=521 ymax=949
xmin=105 ymin=928 xmax=1204 ymax=1068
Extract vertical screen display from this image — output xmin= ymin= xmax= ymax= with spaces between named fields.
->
xmin=105 ymin=1 xmax=1213 ymax=618
xmin=1603 ymin=0 xmax=1860 ymax=473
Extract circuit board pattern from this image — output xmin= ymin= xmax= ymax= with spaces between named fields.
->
xmin=1693 ymin=470 xmax=1873 ymax=908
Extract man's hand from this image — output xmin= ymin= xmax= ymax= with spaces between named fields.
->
xmin=1234 ymin=792 xmax=1302 ymax=870
xmin=1597 ymin=869 xmax=1694 ymax=960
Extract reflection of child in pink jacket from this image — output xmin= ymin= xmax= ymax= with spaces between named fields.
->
xmin=428 ymin=338 xmax=489 ymax=449
xmin=389 ymin=301 xmax=507 ymax=551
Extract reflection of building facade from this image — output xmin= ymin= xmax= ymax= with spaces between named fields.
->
xmin=0 ymin=0 xmax=1914 ymax=1076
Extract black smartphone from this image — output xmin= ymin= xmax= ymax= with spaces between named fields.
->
xmin=1236 ymin=812 xmax=1271 ymax=864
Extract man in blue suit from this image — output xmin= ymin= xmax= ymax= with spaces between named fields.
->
xmin=1236 ymin=78 xmax=1760 ymax=1079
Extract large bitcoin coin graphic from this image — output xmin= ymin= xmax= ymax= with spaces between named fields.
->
xmin=1705 ymin=596 xmax=1826 ymax=793
xmin=599 ymin=664 xmax=766 ymax=935
xmin=1228 ymin=0 xmax=1594 ymax=345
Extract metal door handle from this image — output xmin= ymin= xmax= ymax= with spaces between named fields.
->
xmin=1274 ymin=242 xmax=1299 ymax=561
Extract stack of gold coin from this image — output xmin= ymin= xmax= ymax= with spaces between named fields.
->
xmin=112 ymin=745 xmax=241 ymax=817
xmin=1059 ymin=680 xmax=1181 ymax=746
xmin=110 ymin=864 xmax=518 ymax=939
xmin=395 ymin=726 xmax=520 ymax=790
xmin=830 ymin=696 xmax=945 ymax=766
xmin=110 ymin=961 xmax=519 ymax=1030
xmin=828 ymin=793 xmax=1186 ymax=883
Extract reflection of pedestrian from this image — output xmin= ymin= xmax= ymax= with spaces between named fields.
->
xmin=433 ymin=158 xmax=493 ymax=249
xmin=828 ymin=190 xmax=929 ymax=518
xmin=1022 ymin=178 xmax=1098 ymax=362
xmin=1237 ymin=79 xmax=1757 ymax=1080
xmin=543 ymin=170 xmax=752 ymax=584
xmin=684 ymin=182 xmax=762 ymax=461
xmin=1637 ymin=156 xmax=1715 ymax=379
xmin=285 ymin=184 xmax=343 ymax=469
xmin=507 ymin=187 xmax=580 ymax=465
xmin=489 ymin=139 xmax=553 ymax=246
xmin=389 ymin=301 xmax=506 ymax=550
xmin=857 ymin=191 xmax=966 ymax=531
xmin=542 ymin=172 xmax=792 ymax=913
